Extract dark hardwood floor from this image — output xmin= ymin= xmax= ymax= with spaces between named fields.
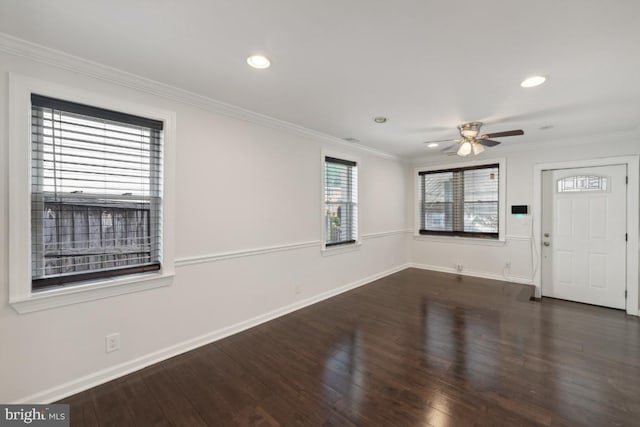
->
xmin=60 ymin=268 xmax=640 ymax=426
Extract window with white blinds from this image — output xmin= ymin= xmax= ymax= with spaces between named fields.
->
xmin=419 ymin=164 xmax=499 ymax=238
xmin=31 ymin=94 xmax=163 ymax=290
xmin=324 ymin=157 xmax=358 ymax=246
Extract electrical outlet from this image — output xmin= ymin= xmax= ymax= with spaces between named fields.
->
xmin=456 ymin=264 xmax=463 ymax=272
xmin=505 ymin=261 xmax=511 ymax=269
xmin=294 ymin=284 xmax=302 ymax=295
xmin=105 ymin=333 xmax=120 ymax=353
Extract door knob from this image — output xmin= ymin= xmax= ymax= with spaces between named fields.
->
xmin=543 ymin=242 xmax=550 ymax=246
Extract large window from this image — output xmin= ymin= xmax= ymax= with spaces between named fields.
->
xmin=324 ymin=156 xmax=358 ymax=247
xmin=419 ymin=164 xmax=499 ymax=239
xmin=30 ymin=94 xmax=163 ymax=290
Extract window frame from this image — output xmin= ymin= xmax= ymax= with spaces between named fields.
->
xmin=321 ymin=151 xmax=360 ymax=252
xmin=30 ymin=94 xmax=164 ymax=290
xmin=8 ymin=73 xmax=176 ymax=314
xmin=415 ymin=159 xmax=506 ymax=242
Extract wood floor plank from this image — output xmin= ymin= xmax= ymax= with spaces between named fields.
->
xmin=115 ymin=373 xmax=173 ymax=427
xmin=89 ymin=378 xmax=137 ymax=427
xmin=65 ymin=394 xmax=99 ymax=427
xmin=57 ymin=268 xmax=640 ymax=426
xmin=138 ymin=363 xmax=210 ymax=427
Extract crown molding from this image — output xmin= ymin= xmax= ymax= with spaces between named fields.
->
xmin=0 ymin=32 xmax=399 ymax=160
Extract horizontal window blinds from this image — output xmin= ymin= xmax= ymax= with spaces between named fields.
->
xmin=324 ymin=157 xmax=357 ymax=246
xmin=419 ymin=164 xmax=499 ymax=238
xmin=31 ymin=94 xmax=163 ymax=289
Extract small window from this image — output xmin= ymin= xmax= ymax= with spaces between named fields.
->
xmin=31 ymin=94 xmax=163 ymax=290
xmin=324 ymin=157 xmax=358 ymax=247
xmin=557 ymin=175 xmax=608 ymax=192
xmin=419 ymin=164 xmax=499 ymax=239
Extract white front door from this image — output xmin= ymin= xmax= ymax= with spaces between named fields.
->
xmin=541 ymin=165 xmax=627 ymax=309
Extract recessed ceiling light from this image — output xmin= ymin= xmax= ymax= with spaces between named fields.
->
xmin=247 ymin=55 xmax=271 ymax=69
xmin=374 ymin=117 xmax=387 ymax=123
xmin=342 ymin=137 xmax=359 ymax=143
xmin=427 ymin=143 xmax=439 ymax=148
xmin=539 ymin=124 xmax=554 ymax=130
xmin=521 ymin=75 xmax=546 ymax=88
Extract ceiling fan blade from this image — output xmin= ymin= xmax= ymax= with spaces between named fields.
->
xmin=423 ymin=138 xmax=461 ymax=144
xmin=479 ymin=129 xmax=524 ymax=139
xmin=477 ymin=139 xmax=501 ymax=147
xmin=440 ymin=143 xmax=460 ymax=152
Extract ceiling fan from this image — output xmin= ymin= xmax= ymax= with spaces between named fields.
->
xmin=424 ymin=122 xmax=524 ymax=156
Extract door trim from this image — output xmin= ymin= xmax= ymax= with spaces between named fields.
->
xmin=533 ymin=156 xmax=639 ymax=316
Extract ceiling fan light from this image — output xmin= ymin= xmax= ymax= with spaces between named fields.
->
xmin=457 ymin=142 xmax=472 ymax=156
xmin=472 ymin=142 xmax=485 ymax=155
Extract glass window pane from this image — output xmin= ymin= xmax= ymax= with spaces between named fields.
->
xmin=557 ymin=175 xmax=608 ymax=192
xmin=420 ymin=164 xmax=499 ymax=237
xmin=424 ymin=172 xmax=454 ymax=202
xmin=464 ymin=167 xmax=498 ymax=202
xmin=324 ymin=158 xmax=357 ymax=245
xmin=464 ymin=201 xmax=498 ymax=233
xmin=31 ymin=97 xmax=162 ymax=288
xmin=424 ymin=202 xmax=453 ymax=231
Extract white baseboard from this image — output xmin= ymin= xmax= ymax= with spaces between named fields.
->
xmin=15 ymin=262 xmax=411 ymax=404
xmin=410 ymin=263 xmax=534 ymax=285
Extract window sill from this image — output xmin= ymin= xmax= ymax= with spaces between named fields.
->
xmin=9 ymin=271 xmax=174 ymax=314
xmin=321 ymin=241 xmax=362 ymax=257
xmin=413 ymin=234 xmax=506 ymax=246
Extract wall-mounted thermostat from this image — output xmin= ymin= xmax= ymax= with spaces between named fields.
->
xmin=511 ymin=205 xmax=529 ymax=214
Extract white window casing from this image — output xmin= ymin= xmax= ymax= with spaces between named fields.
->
xmin=9 ymin=73 xmax=176 ymax=314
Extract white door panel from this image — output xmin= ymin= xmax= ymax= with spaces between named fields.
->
xmin=588 ymin=198 xmax=607 ymax=239
xmin=541 ymin=165 xmax=626 ymax=309
xmin=556 ymin=251 xmax=573 ymax=284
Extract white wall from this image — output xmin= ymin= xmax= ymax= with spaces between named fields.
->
xmin=0 ymin=49 xmax=409 ymax=403
xmin=409 ymin=137 xmax=640 ymax=304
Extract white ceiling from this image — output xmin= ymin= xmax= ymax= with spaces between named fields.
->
xmin=1 ymin=0 xmax=639 ymax=158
